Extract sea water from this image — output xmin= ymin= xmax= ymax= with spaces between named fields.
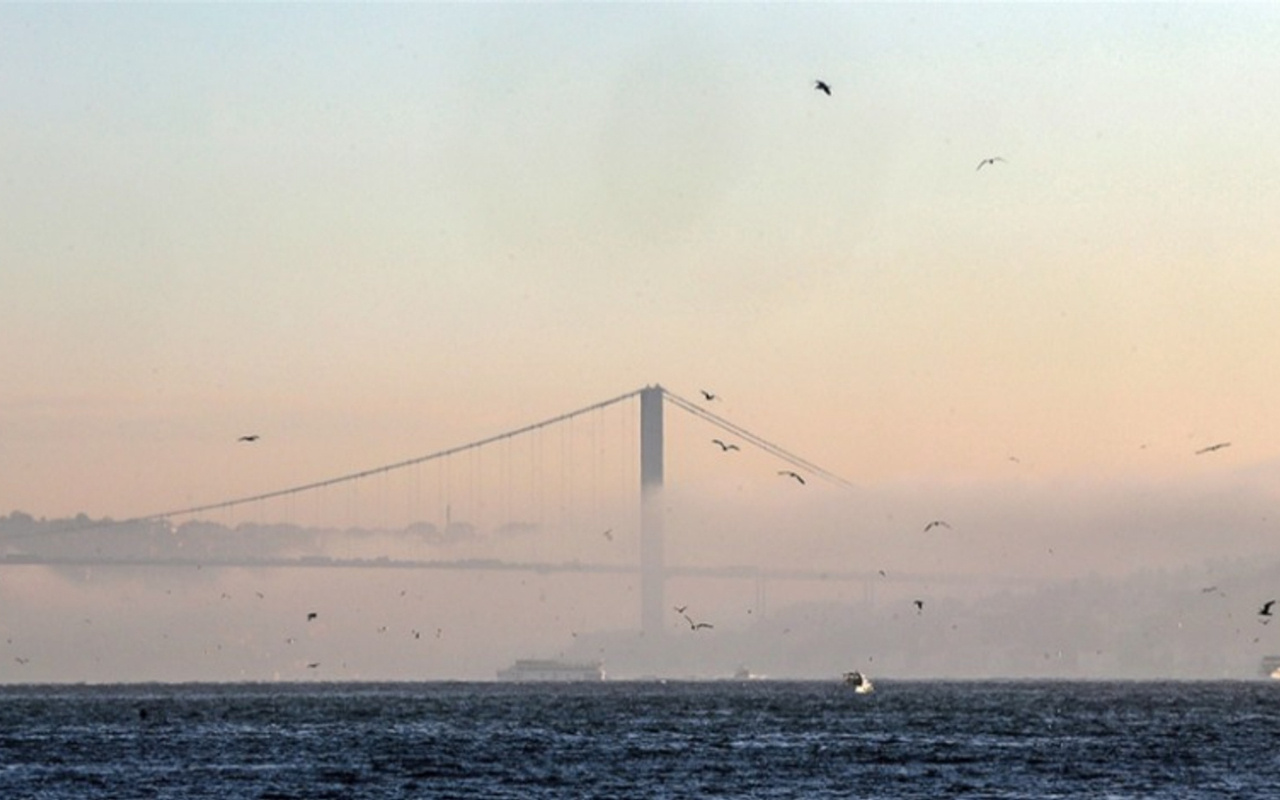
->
xmin=2 ymin=680 xmax=1278 ymax=798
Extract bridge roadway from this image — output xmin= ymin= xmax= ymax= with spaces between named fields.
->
xmin=0 ymin=553 xmax=1028 ymax=587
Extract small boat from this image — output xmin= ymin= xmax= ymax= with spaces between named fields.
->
xmin=843 ymin=671 xmax=874 ymax=694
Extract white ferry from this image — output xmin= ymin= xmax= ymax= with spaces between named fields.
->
xmin=496 ymin=659 xmax=606 ymax=682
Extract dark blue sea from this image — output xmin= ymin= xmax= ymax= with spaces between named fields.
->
xmin=2 ymin=680 xmax=1279 ymax=799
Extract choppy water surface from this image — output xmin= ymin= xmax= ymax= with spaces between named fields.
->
xmin=2 ymin=680 xmax=1278 ymax=798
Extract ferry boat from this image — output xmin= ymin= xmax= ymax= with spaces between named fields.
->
xmin=496 ymin=659 xmax=606 ymax=682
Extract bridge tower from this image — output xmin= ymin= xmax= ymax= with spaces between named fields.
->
xmin=639 ymin=384 xmax=665 ymax=638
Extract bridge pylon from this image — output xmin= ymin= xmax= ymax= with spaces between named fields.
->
xmin=639 ymin=384 xmax=665 ymax=638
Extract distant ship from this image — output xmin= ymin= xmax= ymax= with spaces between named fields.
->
xmin=496 ymin=659 xmax=606 ymax=682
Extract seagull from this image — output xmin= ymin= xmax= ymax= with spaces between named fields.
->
xmin=814 ymin=79 xmax=832 ymax=96
xmin=682 ymin=613 xmax=714 ymax=631
xmin=1195 ymin=442 xmax=1231 ymax=455
xmin=306 ymin=612 xmax=318 ymax=622
xmin=923 ymin=520 xmax=952 ymax=532
xmin=778 ymin=470 xmax=806 ymax=485
xmin=976 ymin=156 xmax=1006 ymax=170
xmin=1260 ymin=600 xmax=1276 ymax=617
xmin=673 ymin=605 xmax=688 ymax=614
xmin=700 ymin=389 xmax=718 ymax=401
xmin=711 ymin=439 xmax=740 ymax=452
xmin=913 ymin=600 xmax=924 ymax=613
xmin=306 ymin=662 xmax=320 ymax=669
xmin=602 ymin=528 xmax=614 ymax=541
xmin=237 ymin=435 xmax=260 ymax=442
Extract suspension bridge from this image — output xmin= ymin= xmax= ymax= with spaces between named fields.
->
xmin=1 ymin=384 xmax=1010 ymax=638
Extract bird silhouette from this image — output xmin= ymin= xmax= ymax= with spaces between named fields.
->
xmin=976 ymin=156 xmax=1006 ymax=170
xmin=700 ymin=389 xmax=718 ymax=401
xmin=913 ymin=600 xmax=924 ymax=613
xmin=1260 ymin=600 xmax=1276 ymax=617
xmin=237 ymin=435 xmax=260 ymax=442
xmin=673 ymin=605 xmax=688 ymax=614
xmin=923 ymin=520 xmax=952 ymax=532
xmin=306 ymin=612 xmax=318 ymax=622
xmin=814 ymin=80 xmax=832 ymax=96
xmin=778 ymin=470 xmax=806 ymax=485
xmin=682 ymin=613 xmax=713 ymax=631
xmin=711 ymin=439 xmax=740 ymax=452
xmin=1195 ymin=442 xmax=1231 ymax=455
xmin=602 ymin=528 xmax=614 ymax=541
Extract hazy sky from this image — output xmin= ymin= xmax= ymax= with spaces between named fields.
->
xmin=6 ymin=3 xmax=1280 ymax=681
xmin=6 ymin=3 xmax=1280 ymax=518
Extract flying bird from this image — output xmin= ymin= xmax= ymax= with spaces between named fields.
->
xmin=778 ymin=470 xmax=806 ymax=485
xmin=711 ymin=439 xmax=740 ymax=452
xmin=237 ymin=435 xmax=260 ymax=442
xmin=306 ymin=612 xmax=318 ymax=622
xmin=682 ymin=613 xmax=714 ymax=631
xmin=700 ymin=389 xmax=718 ymax=401
xmin=923 ymin=520 xmax=952 ymax=532
xmin=673 ymin=605 xmax=688 ymax=614
xmin=1195 ymin=442 xmax=1231 ymax=455
xmin=976 ymin=156 xmax=1006 ymax=170
xmin=602 ymin=528 xmax=613 ymax=541
xmin=913 ymin=600 xmax=924 ymax=613
xmin=814 ymin=79 xmax=832 ymax=96
xmin=1260 ymin=600 xmax=1276 ymax=617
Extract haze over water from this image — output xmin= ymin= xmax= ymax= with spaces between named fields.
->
xmin=4 ymin=4 xmax=1280 ymax=684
